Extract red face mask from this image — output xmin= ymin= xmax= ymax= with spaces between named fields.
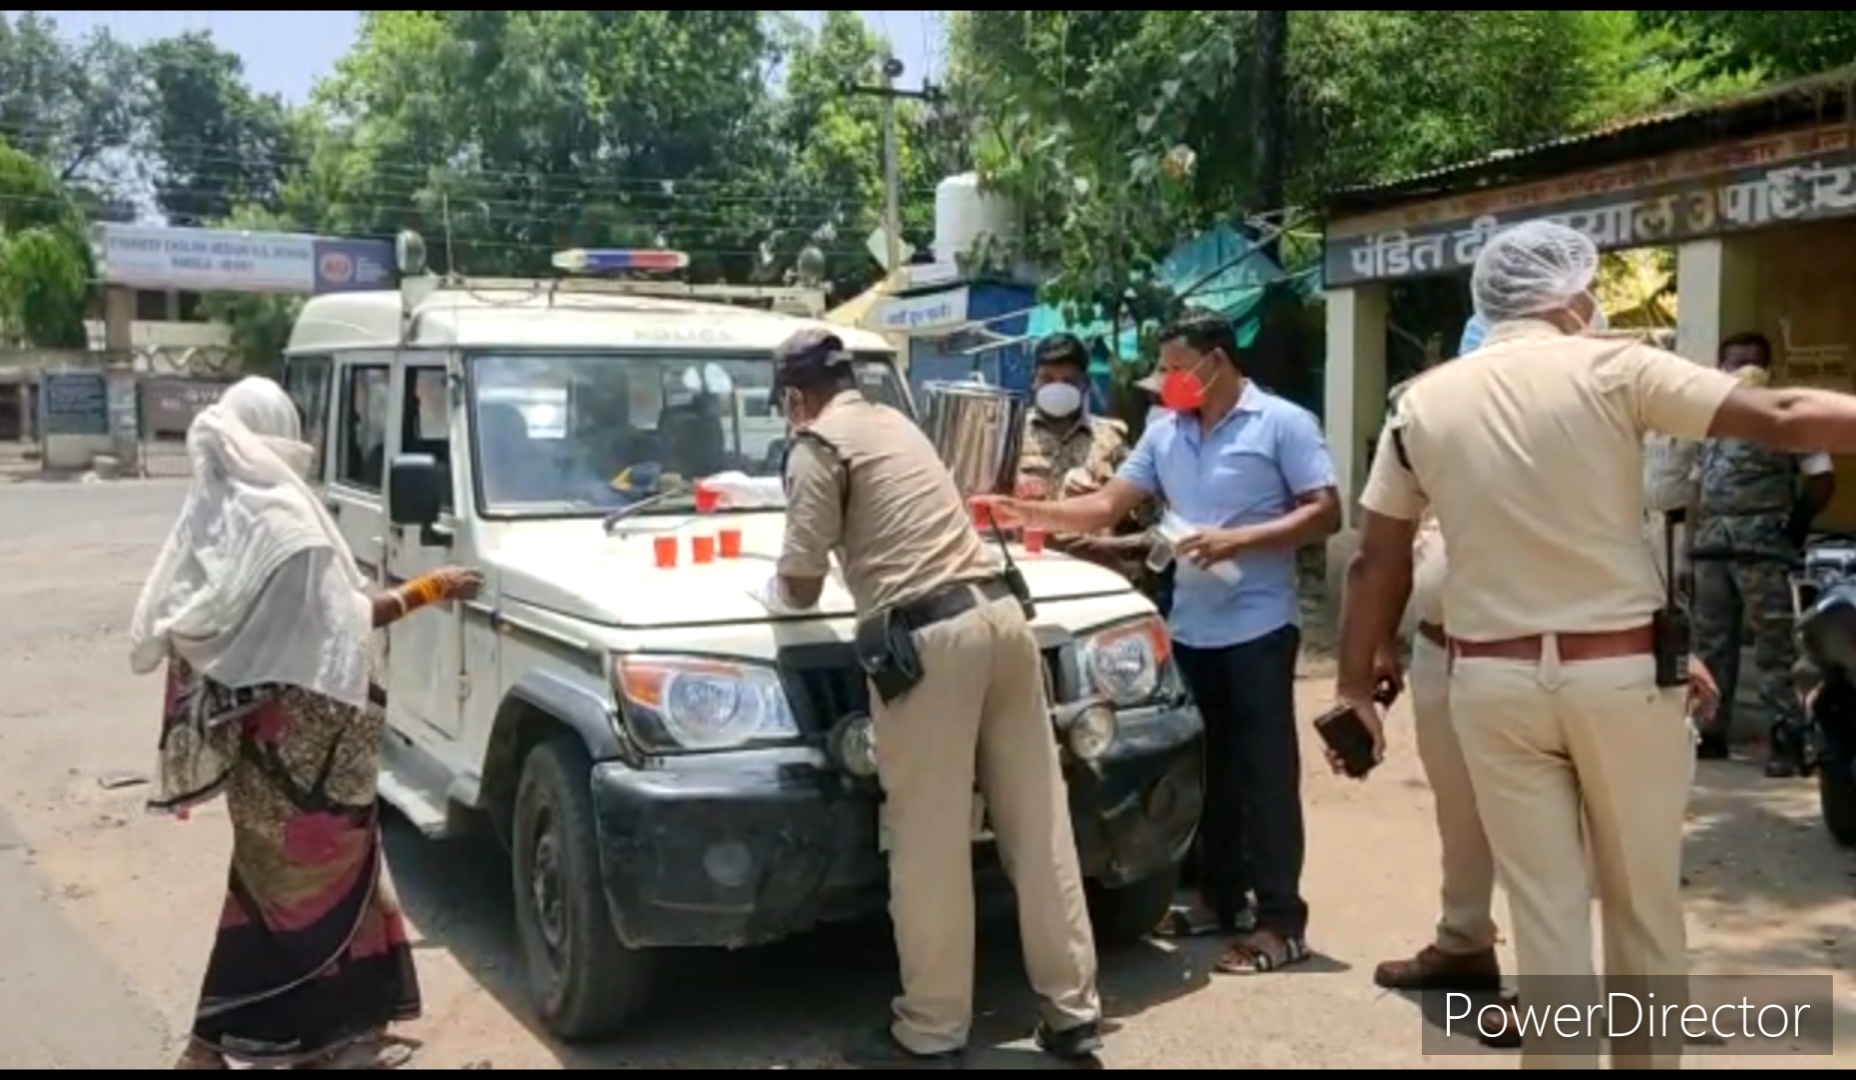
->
xmin=1160 ymin=369 xmax=1209 ymax=412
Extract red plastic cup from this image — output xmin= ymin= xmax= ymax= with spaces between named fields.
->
xmin=1023 ymin=527 xmax=1047 ymax=555
xmin=691 ymin=534 xmax=716 ymax=564
xmin=652 ymin=535 xmax=678 ymax=569
xmin=694 ymin=483 xmax=720 ymax=514
xmin=971 ymin=499 xmax=995 ymax=530
xmin=719 ymin=528 xmax=743 ymax=559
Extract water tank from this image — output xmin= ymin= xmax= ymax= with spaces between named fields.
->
xmin=933 ymin=173 xmax=1021 ymax=267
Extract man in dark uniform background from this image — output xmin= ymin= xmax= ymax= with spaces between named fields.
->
xmin=1691 ymin=330 xmax=1837 ymax=773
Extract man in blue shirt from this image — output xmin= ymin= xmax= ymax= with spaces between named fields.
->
xmin=985 ymin=310 xmax=1341 ymax=975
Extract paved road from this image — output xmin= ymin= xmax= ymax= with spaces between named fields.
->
xmin=2 ymin=478 xmax=1854 ymax=1069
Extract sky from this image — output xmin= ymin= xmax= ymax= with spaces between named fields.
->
xmin=35 ymin=11 xmax=945 ymax=105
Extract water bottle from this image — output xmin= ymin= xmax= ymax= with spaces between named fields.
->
xmin=1157 ymin=511 xmax=1243 ymax=587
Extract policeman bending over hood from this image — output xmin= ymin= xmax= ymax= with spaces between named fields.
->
xmin=758 ymin=328 xmax=1106 ymax=1069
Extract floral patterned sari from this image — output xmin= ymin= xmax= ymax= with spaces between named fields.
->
xmin=155 ymin=657 xmax=421 ymax=1068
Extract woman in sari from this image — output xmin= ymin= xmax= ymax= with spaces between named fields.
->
xmin=129 ymin=377 xmax=481 ymax=1070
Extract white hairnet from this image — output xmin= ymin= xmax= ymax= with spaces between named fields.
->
xmin=1469 ymin=220 xmax=1600 ymax=324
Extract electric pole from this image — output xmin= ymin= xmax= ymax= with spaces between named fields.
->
xmin=844 ymin=57 xmax=946 ymax=275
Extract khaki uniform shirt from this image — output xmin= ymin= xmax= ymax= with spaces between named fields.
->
xmin=1017 ymin=413 xmax=1132 ymax=498
xmin=1016 ymin=412 xmax=1158 ymax=580
xmin=779 ymin=390 xmax=1001 ymax=614
xmin=1360 ymin=320 xmax=1740 ymax=643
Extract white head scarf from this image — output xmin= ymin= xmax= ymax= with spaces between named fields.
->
xmin=128 ymin=376 xmax=374 ymax=708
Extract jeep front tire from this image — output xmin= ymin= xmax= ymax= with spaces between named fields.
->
xmin=1086 ymin=869 xmax=1178 ymax=950
xmin=512 ymin=736 xmax=655 ymax=1042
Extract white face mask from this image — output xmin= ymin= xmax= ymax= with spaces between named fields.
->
xmin=1034 ymin=381 xmax=1084 ymax=419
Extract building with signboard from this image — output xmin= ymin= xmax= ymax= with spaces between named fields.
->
xmin=86 ymin=223 xmax=396 ymax=372
xmin=1319 ymin=72 xmax=1856 ymax=534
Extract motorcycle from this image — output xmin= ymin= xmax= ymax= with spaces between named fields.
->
xmin=1789 ymin=535 xmax=1856 ymax=847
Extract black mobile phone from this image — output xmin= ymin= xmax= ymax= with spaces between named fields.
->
xmin=1316 ymin=703 xmax=1380 ymax=780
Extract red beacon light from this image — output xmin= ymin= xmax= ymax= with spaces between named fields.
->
xmin=551 ymin=248 xmax=690 ymax=274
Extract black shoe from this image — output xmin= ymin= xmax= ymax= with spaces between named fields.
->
xmin=843 ymin=1027 xmax=965 ymax=1070
xmin=1697 ymin=732 xmax=1730 ymax=760
xmin=1035 ymin=1020 xmax=1104 ymax=1061
xmin=1765 ymin=755 xmax=1802 ymax=779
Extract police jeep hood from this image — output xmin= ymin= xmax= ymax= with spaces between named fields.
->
xmin=485 ymin=515 xmax=1134 ymax=628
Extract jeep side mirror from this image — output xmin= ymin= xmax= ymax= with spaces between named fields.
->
xmin=388 ymin=453 xmax=452 ymax=547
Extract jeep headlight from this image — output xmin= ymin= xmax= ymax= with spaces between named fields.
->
xmin=612 ymin=655 xmax=800 ymax=753
xmin=1078 ymin=617 xmax=1170 ymax=707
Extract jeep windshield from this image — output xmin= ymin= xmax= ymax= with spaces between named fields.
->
xmin=467 ymin=349 xmax=907 ymax=516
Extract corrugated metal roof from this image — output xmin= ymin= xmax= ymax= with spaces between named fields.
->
xmin=1324 ymin=67 xmax=1856 ymax=216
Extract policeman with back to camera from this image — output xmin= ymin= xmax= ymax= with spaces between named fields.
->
xmin=1367 ymin=348 xmax=1522 ymax=1051
xmin=1015 ymin=332 xmax=1158 ymax=586
xmin=1335 ymin=218 xmax=1856 ymax=1066
xmin=753 ymin=328 xmax=1103 ymax=1070
xmin=1690 ymin=330 xmax=1837 ymax=774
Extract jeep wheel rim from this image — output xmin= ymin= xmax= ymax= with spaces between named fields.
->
xmin=529 ymin=810 xmax=568 ymax=959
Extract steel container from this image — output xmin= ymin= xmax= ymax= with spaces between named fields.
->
xmin=917 ymin=378 xmax=1027 ymax=497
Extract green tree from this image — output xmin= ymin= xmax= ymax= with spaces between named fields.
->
xmin=1644 ymin=13 xmax=1856 ymax=80
xmin=0 ymin=12 xmax=142 ymax=200
xmin=947 ymin=11 xmax=1722 ymax=328
xmin=305 ymin=12 xmax=794 ymax=283
xmin=0 ymin=137 xmax=90 ymax=348
xmin=139 ymin=31 xmax=299 ymax=226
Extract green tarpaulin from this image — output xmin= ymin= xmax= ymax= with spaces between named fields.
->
xmin=1023 ymin=225 xmax=1312 ymax=374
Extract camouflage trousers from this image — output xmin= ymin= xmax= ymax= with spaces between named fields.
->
xmin=1691 ymin=515 xmax=1807 ymax=755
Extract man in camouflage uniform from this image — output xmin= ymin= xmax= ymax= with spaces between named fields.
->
xmin=1015 ymin=334 xmax=1157 ymax=588
xmin=1692 ymin=331 xmax=1837 ymax=776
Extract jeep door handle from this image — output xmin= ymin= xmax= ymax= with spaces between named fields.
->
xmin=324 ymin=500 xmax=342 ymax=517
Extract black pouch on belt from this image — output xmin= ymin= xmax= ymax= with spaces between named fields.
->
xmin=854 ymin=607 xmax=926 ymax=705
xmin=1652 ymin=607 xmax=1690 ymax=689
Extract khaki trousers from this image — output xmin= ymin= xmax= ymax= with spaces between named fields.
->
xmin=1451 ymin=642 xmax=1692 ymax=1070
xmin=873 ymin=594 xmax=1100 ymax=1055
xmin=1409 ymin=634 xmax=1499 ymax=956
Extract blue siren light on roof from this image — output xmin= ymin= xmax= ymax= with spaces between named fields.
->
xmin=551 ymin=248 xmax=691 ymax=274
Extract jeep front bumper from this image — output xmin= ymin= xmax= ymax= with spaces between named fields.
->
xmin=589 ymin=700 xmax=1204 ymax=950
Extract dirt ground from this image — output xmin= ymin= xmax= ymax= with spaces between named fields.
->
xmin=2 ymin=478 xmax=1854 ymax=1069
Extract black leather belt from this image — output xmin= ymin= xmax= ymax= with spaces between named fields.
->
xmin=893 ymin=578 xmax=1013 ymax=632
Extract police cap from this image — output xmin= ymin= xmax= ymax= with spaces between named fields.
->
xmin=772 ymin=327 xmax=854 ymax=392
xmin=1033 ymin=332 xmax=1089 ymax=371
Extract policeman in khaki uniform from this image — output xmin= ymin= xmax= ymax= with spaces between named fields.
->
xmin=1337 ymin=220 xmax=1856 ymax=1068
xmin=1690 ymin=330 xmax=1837 ymax=773
xmin=762 ymin=328 xmax=1103 ymax=1069
xmin=1370 ymin=379 xmax=1520 ymax=1047
xmin=1015 ymin=333 xmax=1157 ymax=583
